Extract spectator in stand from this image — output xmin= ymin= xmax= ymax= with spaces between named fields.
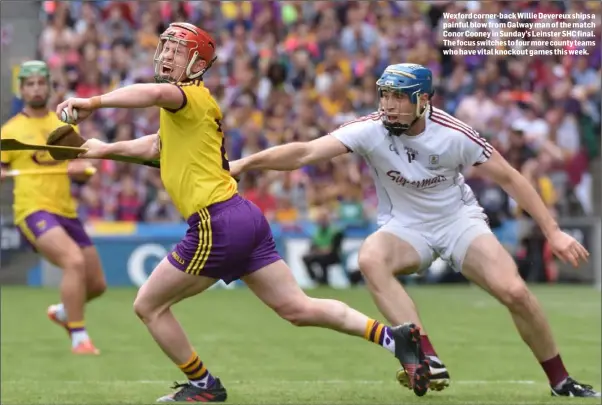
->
xmin=242 ymin=173 xmax=277 ymax=222
xmin=144 ymin=189 xmax=181 ymax=223
xmin=114 ymin=174 xmax=144 ymax=222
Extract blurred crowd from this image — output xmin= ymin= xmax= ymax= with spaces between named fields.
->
xmin=20 ymin=0 xmax=601 ymax=229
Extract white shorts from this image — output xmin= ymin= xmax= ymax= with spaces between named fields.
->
xmin=379 ymin=204 xmax=493 ymax=272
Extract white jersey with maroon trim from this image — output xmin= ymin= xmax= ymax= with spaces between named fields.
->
xmin=330 ymin=106 xmax=493 ymax=225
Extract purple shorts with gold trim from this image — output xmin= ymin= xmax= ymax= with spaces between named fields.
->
xmin=18 ymin=210 xmax=93 ymax=249
xmin=167 ymin=194 xmax=281 ymax=284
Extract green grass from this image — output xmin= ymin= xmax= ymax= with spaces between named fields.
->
xmin=1 ymin=285 xmax=601 ymax=404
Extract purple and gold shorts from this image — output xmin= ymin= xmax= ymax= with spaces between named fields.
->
xmin=18 ymin=210 xmax=93 ymax=249
xmin=167 ymin=194 xmax=282 ymax=284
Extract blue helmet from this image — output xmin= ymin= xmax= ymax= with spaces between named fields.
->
xmin=376 ymin=63 xmax=434 ymax=134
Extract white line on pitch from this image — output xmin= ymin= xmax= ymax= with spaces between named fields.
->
xmin=3 ymin=379 xmax=539 ymax=385
xmin=457 ymin=380 xmax=536 ymax=385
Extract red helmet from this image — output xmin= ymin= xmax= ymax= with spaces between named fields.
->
xmin=154 ymin=22 xmax=217 ymax=83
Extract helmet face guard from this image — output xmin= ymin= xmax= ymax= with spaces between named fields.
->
xmin=154 ymin=37 xmax=200 ymax=83
xmin=154 ymin=23 xmax=217 ymax=84
xmin=376 ymin=64 xmax=433 ymax=135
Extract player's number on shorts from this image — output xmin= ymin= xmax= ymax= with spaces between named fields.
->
xmin=215 ymin=118 xmax=229 ymax=171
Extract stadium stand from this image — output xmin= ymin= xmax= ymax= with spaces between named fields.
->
xmin=3 ymin=0 xmax=601 ymax=280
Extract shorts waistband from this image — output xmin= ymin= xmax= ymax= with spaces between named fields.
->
xmin=186 ymin=194 xmax=243 ymax=225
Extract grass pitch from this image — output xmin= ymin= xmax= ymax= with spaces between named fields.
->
xmin=1 ymin=285 xmax=600 ymax=404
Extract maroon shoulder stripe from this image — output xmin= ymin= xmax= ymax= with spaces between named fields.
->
xmin=431 ymin=111 xmax=491 ymax=150
xmin=431 ymin=108 xmax=492 ymax=150
xmin=431 ymin=108 xmax=487 ymax=140
xmin=338 ymin=112 xmax=382 ymax=129
xmin=430 ymin=116 xmax=493 ymax=158
xmin=432 ymin=107 xmax=478 ymax=134
xmin=430 ymin=111 xmax=492 ymax=157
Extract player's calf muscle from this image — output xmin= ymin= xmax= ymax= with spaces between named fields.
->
xmin=274 ymin=295 xmax=356 ymax=333
xmin=60 ymin=271 xmax=86 ymax=319
xmin=82 ymin=248 xmax=107 ymax=299
xmin=85 ymin=278 xmax=106 ymax=300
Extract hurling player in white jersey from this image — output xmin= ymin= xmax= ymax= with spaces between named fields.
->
xmin=230 ymin=63 xmax=600 ymax=398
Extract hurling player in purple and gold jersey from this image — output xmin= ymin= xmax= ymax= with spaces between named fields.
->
xmin=1 ymin=61 xmax=104 ymax=355
xmin=56 ymin=23 xmax=425 ymax=402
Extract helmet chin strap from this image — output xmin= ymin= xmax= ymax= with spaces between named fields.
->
xmin=383 ymin=103 xmax=428 ymax=136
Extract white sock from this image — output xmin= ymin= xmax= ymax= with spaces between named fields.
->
xmin=54 ymin=303 xmax=68 ymax=323
xmin=382 ymin=328 xmax=396 ymax=354
xmin=429 ymin=355 xmax=442 ymax=364
xmin=71 ymin=329 xmax=90 ymax=348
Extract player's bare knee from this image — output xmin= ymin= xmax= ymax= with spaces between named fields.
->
xmin=133 ymin=292 xmax=160 ymax=323
xmin=133 ymin=297 xmax=151 ymax=322
xmin=273 ymin=298 xmax=314 ymax=327
xmin=357 ymin=251 xmax=391 ymax=279
xmin=60 ymin=253 xmax=86 ymax=277
xmin=134 ymin=292 xmax=173 ymax=323
xmin=496 ymin=280 xmax=531 ymax=312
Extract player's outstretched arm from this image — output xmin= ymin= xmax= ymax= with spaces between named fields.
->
xmin=56 ymin=84 xmax=185 ymax=123
xmin=230 ymin=134 xmax=348 ymax=177
xmin=95 ymin=83 xmax=184 ymax=110
xmin=475 ymin=149 xmax=589 ymax=267
xmin=79 ymin=133 xmax=160 ymax=160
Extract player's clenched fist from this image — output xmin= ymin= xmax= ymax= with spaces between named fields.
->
xmin=546 ymin=229 xmax=589 ymax=268
xmin=55 ymin=97 xmax=99 ymax=124
xmin=78 ymin=138 xmax=109 ymax=159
